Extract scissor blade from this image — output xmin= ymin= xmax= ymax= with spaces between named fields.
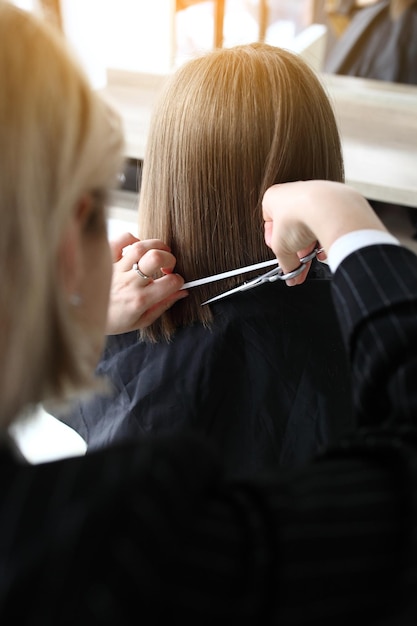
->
xmin=201 ymin=284 xmax=247 ymax=305
xmin=201 ymin=246 xmax=322 ymax=305
xmin=182 ymin=258 xmax=278 ymax=290
xmin=201 ymin=266 xmax=282 ymax=306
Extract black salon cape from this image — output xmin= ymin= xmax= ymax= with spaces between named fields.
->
xmin=60 ymin=262 xmax=354 ymax=478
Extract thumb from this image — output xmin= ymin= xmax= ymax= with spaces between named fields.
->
xmin=263 ymin=221 xmax=304 ymax=276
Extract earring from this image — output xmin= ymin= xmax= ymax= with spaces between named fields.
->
xmin=69 ymin=293 xmax=83 ymax=307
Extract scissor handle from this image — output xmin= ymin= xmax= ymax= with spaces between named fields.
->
xmin=300 ymin=247 xmax=323 ymax=263
xmin=201 ymin=246 xmax=324 ymax=304
xmin=271 ymin=263 xmax=307 ymax=282
xmin=269 ymin=246 xmax=323 ymax=282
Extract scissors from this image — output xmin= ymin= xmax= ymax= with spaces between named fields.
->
xmin=181 ymin=247 xmax=323 ymax=306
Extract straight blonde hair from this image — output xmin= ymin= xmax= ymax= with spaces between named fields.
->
xmin=390 ymin=0 xmax=416 ymax=18
xmin=138 ymin=43 xmax=344 ymax=342
xmin=0 ymin=2 xmax=124 ymax=427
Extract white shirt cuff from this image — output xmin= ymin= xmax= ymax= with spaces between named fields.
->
xmin=327 ymin=230 xmax=400 ymax=273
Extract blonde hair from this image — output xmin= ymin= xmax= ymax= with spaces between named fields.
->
xmin=390 ymin=0 xmax=415 ymax=19
xmin=138 ymin=43 xmax=344 ymax=342
xmin=0 ymin=2 xmax=124 ymax=427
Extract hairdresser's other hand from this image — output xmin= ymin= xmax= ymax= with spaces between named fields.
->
xmin=262 ymin=180 xmax=388 ymax=285
xmin=106 ymin=233 xmax=187 ymax=334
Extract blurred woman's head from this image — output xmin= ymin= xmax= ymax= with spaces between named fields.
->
xmin=138 ymin=42 xmax=344 ymax=341
xmin=0 ymin=2 xmax=124 ymax=426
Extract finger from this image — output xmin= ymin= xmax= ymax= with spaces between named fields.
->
xmin=262 ymin=183 xmax=284 ymax=224
xmin=264 ymin=220 xmax=273 ymax=249
xmin=263 ymin=222 xmax=301 ymax=276
xmin=106 ymin=272 xmax=186 ymax=334
xmin=283 ymin=243 xmax=325 ymax=286
xmin=137 ymin=273 xmax=185 ymax=308
xmin=113 ymin=272 xmax=185 ymax=312
xmin=119 ymin=239 xmax=173 ymax=272
xmin=129 ymin=274 xmax=187 ymax=330
xmin=285 ymin=243 xmax=326 ymax=287
xmin=109 ymin=232 xmax=140 ymax=262
xmin=285 ymin=260 xmax=311 ymax=287
xmin=316 ymin=244 xmax=327 ymax=262
xmin=136 ymin=288 xmax=188 ymax=329
xmin=136 ymin=248 xmax=178 ymax=277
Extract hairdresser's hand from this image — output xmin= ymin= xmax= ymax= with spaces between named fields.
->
xmin=106 ymin=233 xmax=188 ymax=335
xmin=262 ymin=180 xmax=387 ymax=285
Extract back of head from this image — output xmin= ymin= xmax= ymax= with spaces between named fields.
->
xmin=138 ymin=42 xmax=344 ymax=342
xmin=0 ymin=2 xmax=123 ymax=426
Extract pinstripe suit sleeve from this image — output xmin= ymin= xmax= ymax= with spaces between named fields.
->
xmin=331 ymin=244 xmax=417 ymax=427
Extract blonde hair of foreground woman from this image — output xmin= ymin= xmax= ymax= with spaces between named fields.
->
xmin=138 ymin=42 xmax=344 ymax=342
xmin=0 ymin=2 xmax=124 ymax=427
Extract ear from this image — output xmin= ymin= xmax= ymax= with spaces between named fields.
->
xmin=57 ymin=196 xmax=90 ymax=298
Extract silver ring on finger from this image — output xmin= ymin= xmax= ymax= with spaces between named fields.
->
xmin=132 ymin=262 xmax=151 ymax=280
